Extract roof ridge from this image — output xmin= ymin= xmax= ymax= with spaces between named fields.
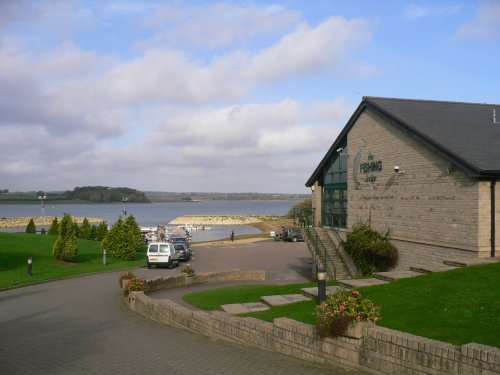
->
xmin=363 ymin=96 xmax=499 ymax=107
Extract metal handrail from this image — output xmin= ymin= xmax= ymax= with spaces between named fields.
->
xmin=305 ymin=226 xmax=337 ymax=280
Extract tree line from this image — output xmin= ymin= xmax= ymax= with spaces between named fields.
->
xmin=66 ymin=186 xmax=150 ymax=203
xmin=25 ymin=214 xmax=145 ymax=262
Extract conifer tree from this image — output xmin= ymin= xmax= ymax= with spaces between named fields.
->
xmin=52 ymin=213 xmax=78 ymax=262
xmin=25 ymin=218 xmax=36 ymax=234
xmin=78 ymin=218 xmax=92 ymax=240
xmin=124 ymin=215 xmax=144 ymax=254
xmin=102 ymin=216 xmax=140 ymax=260
xmin=95 ymin=221 xmax=108 ymax=241
xmin=48 ymin=217 xmax=59 ymax=236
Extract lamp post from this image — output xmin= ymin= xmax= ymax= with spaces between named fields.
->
xmin=122 ymin=197 xmax=128 ymax=217
xmin=38 ymin=195 xmax=47 ymax=218
xmin=317 ymin=265 xmax=326 ymax=305
xmin=27 ymin=257 xmax=33 ymax=276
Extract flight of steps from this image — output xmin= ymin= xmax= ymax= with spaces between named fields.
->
xmin=310 ymin=227 xmax=352 ymax=279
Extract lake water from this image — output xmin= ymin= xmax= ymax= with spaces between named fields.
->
xmin=0 ymin=200 xmax=296 ymax=242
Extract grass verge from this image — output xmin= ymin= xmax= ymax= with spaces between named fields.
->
xmin=0 ymin=232 xmax=146 ymax=289
xmin=183 ymin=262 xmax=500 ymax=348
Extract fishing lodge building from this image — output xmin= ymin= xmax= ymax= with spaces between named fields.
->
xmin=306 ymin=97 xmax=499 ymax=270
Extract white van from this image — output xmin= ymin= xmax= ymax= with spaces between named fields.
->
xmin=146 ymin=242 xmax=179 ymax=269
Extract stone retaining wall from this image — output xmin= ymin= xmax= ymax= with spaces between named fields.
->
xmin=123 ymin=271 xmax=499 ymax=375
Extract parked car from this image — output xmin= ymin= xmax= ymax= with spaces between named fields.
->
xmin=169 ymin=236 xmax=192 ymax=260
xmin=279 ymin=227 xmax=304 ymax=242
xmin=146 ymin=242 xmax=179 ymax=269
xmin=172 ymin=242 xmax=191 ymax=261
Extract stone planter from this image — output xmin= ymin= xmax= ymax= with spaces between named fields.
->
xmin=342 ymin=321 xmax=373 ymax=339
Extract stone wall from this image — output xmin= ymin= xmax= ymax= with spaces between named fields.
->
xmin=346 ymin=108 xmax=499 ymax=266
xmin=123 ymin=271 xmax=499 ymax=375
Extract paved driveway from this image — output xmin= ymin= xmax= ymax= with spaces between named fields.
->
xmin=0 ymin=240 xmax=343 ymax=374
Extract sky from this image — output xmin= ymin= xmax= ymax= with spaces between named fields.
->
xmin=1 ymin=0 xmax=499 ymax=194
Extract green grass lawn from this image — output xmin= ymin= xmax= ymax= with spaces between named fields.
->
xmin=0 ymin=232 xmax=146 ymax=289
xmin=184 ymin=262 xmax=500 ymax=348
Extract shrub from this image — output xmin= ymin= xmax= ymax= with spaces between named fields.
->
xmin=315 ymin=289 xmax=380 ymax=337
xmin=78 ymin=218 xmax=92 ymax=240
xmin=124 ymin=278 xmax=146 ymax=296
xmin=95 ymin=221 xmax=108 ymax=241
xmin=366 ymin=240 xmax=399 ymax=271
xmin=52 ymin=213 xmax=78 ymax=262
xmin=102 ymin=216 xmax=142 ymax=261
xmin=48 ymin=217 xmax=59 ymax=235
xmin=342 ymin=222 xmax=398 ymax=275
xmin=25 ymin=218 xmax=36 ymax=234
xmin=118 ymin=271 xmax=137 ymax=287
xmin=181 ymin=265 xmax=195 ymax=277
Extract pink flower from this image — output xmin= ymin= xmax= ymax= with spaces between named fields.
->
xmin=352 ymin=290 xmax=360 ymax=296
xmin=340 ymin=305 xmax=345 ymax=311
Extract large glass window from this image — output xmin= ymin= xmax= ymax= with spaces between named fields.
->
xmin=322 ymin=144 xmax=347 ymax=228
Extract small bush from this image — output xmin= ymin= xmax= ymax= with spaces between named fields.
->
xmin=181 ymin=265 xmax=195 ymax=277
xmin=118 ymin=271 xmax=137 ymax=287
xmin=342 ymin=222 xmax=398 ymax=275
xmin=25 ymin=218 xmax=36 ymax=234
xmin=366 ymin=240 xmax=399 ymax=271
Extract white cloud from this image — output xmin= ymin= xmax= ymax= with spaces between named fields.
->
xmin=456 ymin=1 xmax=500 ymax=40
xmin=138 ymin=2 xmax=301 ymax=49
xmin=404 ymin=3 xmax=462 ymax=19
xmin=244 ymin=16 xmax=372 ymax=82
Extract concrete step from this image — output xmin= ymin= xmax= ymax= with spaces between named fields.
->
xmin=410 ymin=264 xmax=457 ymax=274
xmin=443 ymin=257 xmax=500 ymax=268
xmin=261 ymin=294 xmax=311 ymax=307
xmin=221 ymin=302 xmax=269 ymax=314
xmin=373 ymin=270 xmax=423 ymax=282
xmin=337 ymin=278 xmax=388 ymax=288
xmin=301 ymin=285 xmax=342 ymax=298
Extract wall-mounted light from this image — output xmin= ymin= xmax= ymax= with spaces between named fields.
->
xmin=311 ymin=185 xmax=315 ymax=192
xmin=336 ymin=147 xmax=344 ymax=153
xmin=447 ymin=165 xmax=455 ymax=175
xmin=394 ymin=166 xmax=404 ymax=174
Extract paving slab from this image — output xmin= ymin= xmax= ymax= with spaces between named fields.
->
xmin=444 ymin=257 xmax=500 ymax=268
xmin=374 ymin=270 xmax=423 ymax=282
xmin=221 ymin=302 xmax=269 ymax=314
xmin=338 ymin=278 xmax=388 ymax=288
xmin=410 ymin=264 xmax=457 ymax=274
xmin=301 ymin=285 xmax=342 ymax=297
xmin=261 ymin=294 xmax=311 ymax=306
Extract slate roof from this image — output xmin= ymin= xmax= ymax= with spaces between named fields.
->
xmin=306 ymin=97 xmax=500 ymax=187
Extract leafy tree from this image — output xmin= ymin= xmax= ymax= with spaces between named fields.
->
xmin=48 ymin=217 xmax=59 ymax=236
xmin=25 ymin=218 xmax=36 ymax=234
xmin=52 ymin=213 xmax=78 ymax=262
xmin=78 ymin=218 xmax=92 ymax=240
xmin=95 ymin=221 xmax=108 ymax=241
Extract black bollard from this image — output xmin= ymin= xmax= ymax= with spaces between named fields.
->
xmin=27 ymin=257 xmax=33 ymax=276
xmin=317 ymin=266 xmax=326 ymax=304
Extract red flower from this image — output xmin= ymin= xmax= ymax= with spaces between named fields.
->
xmin=340 ymin=305 xmax=345 ymax=311
xmin=352 ymin=290 xmax=360 ymax=296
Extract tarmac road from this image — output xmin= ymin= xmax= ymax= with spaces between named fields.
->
xmin=0 ymin=240 xmax=344 ymax=374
